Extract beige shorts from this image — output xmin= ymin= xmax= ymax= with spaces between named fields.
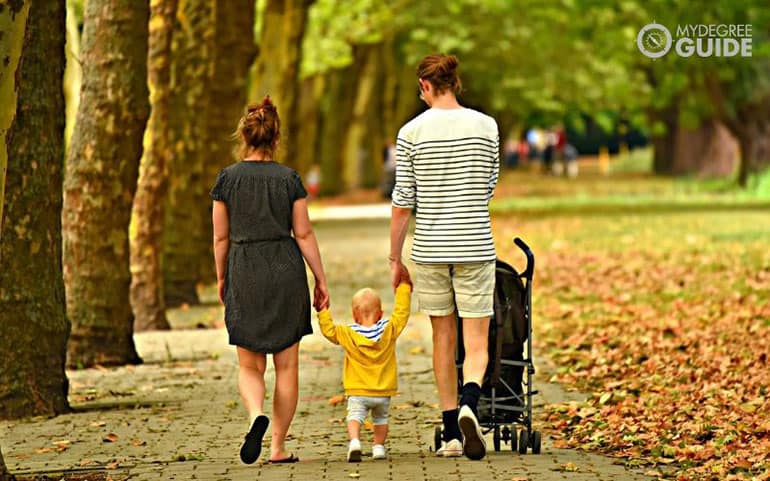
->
xmin=413 ymin=261 xmax=495 ymax=318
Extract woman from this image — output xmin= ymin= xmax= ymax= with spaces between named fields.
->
xmin=211 ymin=96 xmax=329 ymax=464
xmin=389 ymin=54 xmax=499 ymax=461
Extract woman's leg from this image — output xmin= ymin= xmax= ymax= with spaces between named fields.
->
xmin=236 ymin=347 xmax=267 ymax=425
xmin=270 ymin=341 xmax=300 ymax=459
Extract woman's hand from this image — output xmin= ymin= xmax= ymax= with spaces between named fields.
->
xmin=217 ymin=279 xmax=226 ymax=305
xmin=313 ymin=280 xmax=330 ymax=311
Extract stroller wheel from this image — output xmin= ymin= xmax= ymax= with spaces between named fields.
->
xmin=510 ymin=426 xmax=517 ymax=452
xmin=434 ymin=426 xmax=442 ymax=452
xmin=518 ymin=429 xmax=529 ymax=454
xmin=501 ymin=426 xmax=511 ymax=443
xmin=493 ymin=426 xmax=501 ymax=452
xmin=532 ymin=431 xmax=541 ymax=454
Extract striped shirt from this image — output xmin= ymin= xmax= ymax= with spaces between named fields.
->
xmin=349 ymin=318 xmax=389 ymax=342
xmin=392 ymin=107 xmax=499 ymax=264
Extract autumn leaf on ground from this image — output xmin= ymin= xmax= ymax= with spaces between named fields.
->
xmin=35 ymin=448 xmax=53 ymax=454
xmin=131 ymin=439 xmax=146 ymax=446
xmin=328 ymin=394 xmax=345 ymax=406
xmin=102 ymin=433 xmax=119 ymax=443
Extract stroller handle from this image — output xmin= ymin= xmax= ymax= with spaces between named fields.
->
xmin=514 ymin=237 xmax=535 ymax=280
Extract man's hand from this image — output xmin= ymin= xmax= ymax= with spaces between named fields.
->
xmin=390 ymin=260 xmax=411 ymax=290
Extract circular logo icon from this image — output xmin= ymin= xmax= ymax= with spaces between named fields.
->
xmin=637 ymin=23 xmax=672 ymax=58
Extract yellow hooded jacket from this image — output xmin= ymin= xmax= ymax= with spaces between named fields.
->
xmin=317 ymin=283 xmax=412 ymax=397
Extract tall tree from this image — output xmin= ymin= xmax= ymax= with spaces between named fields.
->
xmin=0 ymin=445 xmax=6 ymax=479
xmin=251 ymin=0 xmax=314 ymax=170
xmin=130 ymin=0 xmax=178 ymax=331
xmin=163 ymin=0 xmax=213 ymax=307
xmin=0 ymin=0 xmax=30 ymax=232
xmin=0 ymin=0 xmax=70 ymax=418
xmin=197 ymin=0 xmax=257 ymax=284
xmin=63 ymin=0 xmax=149 ymax=367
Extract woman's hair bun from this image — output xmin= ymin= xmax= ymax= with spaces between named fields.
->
xmin=259 ymin=95 xmax=277 ymax=113
xmin=438 ymin=55 xmax=458 ymax=74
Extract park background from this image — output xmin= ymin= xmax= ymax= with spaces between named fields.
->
xmin=1 ymin=0 xmax=769 ymax=480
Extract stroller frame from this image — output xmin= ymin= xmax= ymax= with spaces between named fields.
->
xmin=433 ymin=237 xmax=541 ymax=455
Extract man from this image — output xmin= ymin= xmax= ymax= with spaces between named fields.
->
xmin=389 ymin=53 xmax=499 ymax=461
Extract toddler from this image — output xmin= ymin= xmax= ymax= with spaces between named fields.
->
xmin=318 ymin=282 xmax=412 ymax=462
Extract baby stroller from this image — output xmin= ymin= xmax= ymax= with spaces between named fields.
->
xmin=433 ymin=238 xmax=541 ymax=454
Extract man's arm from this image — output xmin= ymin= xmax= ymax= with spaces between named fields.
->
xmin=390 ymin=134 xmax=415 ymax=289
xmin=488 ymin=132 xmax=500 ymax=202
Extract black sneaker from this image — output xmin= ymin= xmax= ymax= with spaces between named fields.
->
xmin=240 ymin=415 xmax=269 ymax=464
xmin=458 ymin=405 xmax=486 ymax=460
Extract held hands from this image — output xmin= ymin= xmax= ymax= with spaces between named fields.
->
xmin=390 ymin=259 xmax=412 ymax=290
xmin=313 ymin=279 xmax=330 ymax=312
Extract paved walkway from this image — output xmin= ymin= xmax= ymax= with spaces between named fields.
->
xmin=2 ymin=215 xmax=654 ymax=480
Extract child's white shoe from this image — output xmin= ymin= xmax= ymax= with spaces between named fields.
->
xmin=347 ymin=439 xmax=362 ymax=463
xmin=436 ymin=438 xmax=463 ymax=457
xmin=372 ymin=444 xmax=387 ymax=460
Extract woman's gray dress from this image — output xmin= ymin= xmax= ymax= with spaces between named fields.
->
xmin=210 ymin=161 xmax=312 ymax=353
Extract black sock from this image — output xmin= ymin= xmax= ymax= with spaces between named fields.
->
xmin=460 ymin=382 xmax=482 ymax=415
xmin=442 ymin=409 xmax=461 ymax=442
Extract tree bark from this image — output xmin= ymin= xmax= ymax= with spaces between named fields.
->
xmin=0 ymin=444 xmax=7 ymax=479
xmin=318 ymin=64 xmax=357 ymax=195
xmin=294 ymin=75 xmax=323 ymax=179
xmin=62 ymin=0 xmax=149 ymax=368
xmin=649 ymin=102 xmax=679 ymax=175
xmin=736 ymin=125 xmax=770 ymax=187
xmin=163 ymin=0 xmax=213 ymax=307
xmin=251 ymin=0 xmax=313 ymax=169
xmin=196 ymin=0 xmax=257 ymax=284
xmin=64 ymin=0 xmax=81 ymax=148
xmin=0 ymin=0 xmax=70 ymax=418
xmin=130 ymin=0 xmax=178 ymax=332
xmin=672 ymin=119 xmax=738 ymax=177
xmin=342 ymin=44 xmax=380 ymax=189
xmin=0 ymin=1 xmax=30 ymax=235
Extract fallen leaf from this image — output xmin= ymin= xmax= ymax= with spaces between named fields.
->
xmin=102 ymin=433 xmax=119 ymax=443
xmin=328 ymin=394 xmax=345 ymax=406
xmin=35 ymin=448 xmax=53 ymax=454
xmin=131 ymin=439 xmax=146 ymax=446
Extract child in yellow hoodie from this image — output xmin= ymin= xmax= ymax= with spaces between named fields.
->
xmin=318 ymin=282 xmax=412 ymax=462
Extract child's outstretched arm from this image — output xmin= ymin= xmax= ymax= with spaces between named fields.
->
xmin=317 ymin=309 xmax=342 ymax=345
xmin=389 ymin=282 xmax=412 ymax=338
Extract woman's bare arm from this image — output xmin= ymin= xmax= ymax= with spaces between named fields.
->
xmin=212 ymin=201 xmax=229 ymax=302
xmin=292 ymin=198 xmax=329 ymax=310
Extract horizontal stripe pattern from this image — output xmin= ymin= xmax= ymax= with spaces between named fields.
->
xmin=349 ymin=318 xmax=389 ymax=342
xmin=391 ymin=108 xmax=499 ymax=263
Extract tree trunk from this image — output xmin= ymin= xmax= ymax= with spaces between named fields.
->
xmin=342 ymin=44 xmax=380 ymax=189
xmin=130 ymin=0 xmax=178 ymax=332
xmin=0 ymin=444 xmax=7 ymax=479
xmin=650 ymin=103 xmax=679 ymax=175
xmin=672 ymin=119 xmax=739 ymax=177
xmin=196 ymin=0 xmax=257 ymax=284
xmin=295 ymin=75 xmax=323 ymax=178
xmin=62 ymin=0 xmax=149 ymax=368
xmin=318 ymin=64 xmax=357 ymax=195
xmin=64 ymin=0 xmax=81 ymax=148
xmin=251 ymin=0 xmax=313 ymax=169
xmin=737 ymin=128 xmax=770 ymax=187
xmin=0 ymin=0 xmax=70 ymax=418
xmin=163 ymin=0 xmax=213 ymax=307
xmin=0 ymin=1 xmax=30 ymax=235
